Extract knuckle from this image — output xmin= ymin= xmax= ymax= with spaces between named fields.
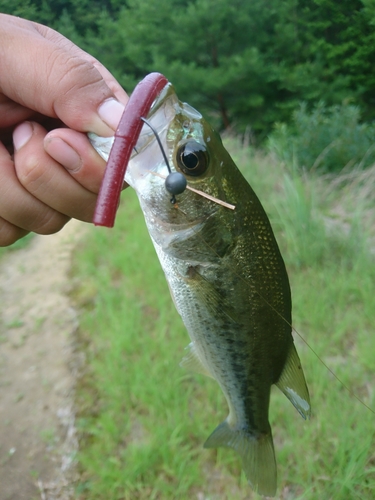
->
xmin=53 ymin=55 xmax=104 ymax=98
xmin=49 ymin=54 xmax=110 ymax=129
xmin=33 ymin=209 xmax=69 ymax=235
xmin=16 ymin=153 xmax=45 ymax=192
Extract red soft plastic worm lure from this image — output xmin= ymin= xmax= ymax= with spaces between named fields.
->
xmin=93 ymin=72 xmax=168 ymax=227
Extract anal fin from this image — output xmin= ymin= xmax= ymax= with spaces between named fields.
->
xmin=276 ymin=343 xmax=311 ymax=419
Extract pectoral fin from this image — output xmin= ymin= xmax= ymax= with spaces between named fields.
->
xmin=184 ymin=265 xmax=242 ymax=324
xmin=276 ymin=343 xmax=311 ymax=419
xmin=180 ymin=341 xmax=213 ymax=378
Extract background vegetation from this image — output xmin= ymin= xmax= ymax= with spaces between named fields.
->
xmin=2 ymin=1 xmax=375 ymax=498
xmin=3 ymin=0 xmax=375 ymax=145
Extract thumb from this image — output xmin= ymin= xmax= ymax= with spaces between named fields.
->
xmin=0 ymin=14 xmax=128 ymax=136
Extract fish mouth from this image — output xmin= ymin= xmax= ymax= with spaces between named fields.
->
xmin=88 ymin=82 xmax=180 ymax=193
xmin=132 ymin=82 xmax=202 ymax=157
xmin=121 ymin=83 xmax=179 ymax=192
xmin=129 ymin=83 xmax=177 ymax=161
xmin=127 ymin=83 xmax=204 ymax=192
xmin=88 ymin=82 xmax=204 ymax=189
xmin=88 ymin=82 xmax=176 ymax=164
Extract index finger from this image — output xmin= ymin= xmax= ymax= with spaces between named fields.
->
xmin=35 ymin=22 xmax=127 ymax=103
xmin=0 ymin=14 xmax=128 ymax=136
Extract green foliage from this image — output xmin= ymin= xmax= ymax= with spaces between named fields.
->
xmin=295 ymin=0 xmax=375 ymax=122
xmin=72 ymin=141 xmax=375 ymax=499
xmin=0 ymin=0 xmax=123 ymax=40
xmin=55 ymin=0 xmax=375 ymax=137
xmin=83 ymin=0 xmax=290 ymax=133
xmin=0 ymin=0 xmax=38 ymax=18
xmin=269 ymin=102 xmax=375 ymax=173
xmin=4 ymin=0 xmax=375 ymax=139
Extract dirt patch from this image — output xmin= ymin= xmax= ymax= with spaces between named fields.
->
xmin=0 ymin=220 xmax=86 ymax=500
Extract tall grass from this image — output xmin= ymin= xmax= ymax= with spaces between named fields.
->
xmin=268 ymin=102 xmax=375 ymax=173
xmin=72 ymin=138 xmax=375 ymax=499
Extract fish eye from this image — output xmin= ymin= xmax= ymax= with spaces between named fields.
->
xmin=176 ymin=140 xmax=209 ymax=177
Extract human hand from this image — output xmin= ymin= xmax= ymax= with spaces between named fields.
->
xmin=0 ymin=14 xmax=129 ymax=246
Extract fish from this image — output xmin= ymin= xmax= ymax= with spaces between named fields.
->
xmin=89 ymin=82 xmax=311 ymax=497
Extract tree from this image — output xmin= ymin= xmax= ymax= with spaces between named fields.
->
xmin=3 ymin=0 xmax=375 ymax=139
xmin=85 ymin=0 xmax=304 ymax=136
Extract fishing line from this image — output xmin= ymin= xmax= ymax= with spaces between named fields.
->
xmin=140 ymin=117 xmax=185 ymax=204
xmin=140 ymin=117 xmax=172 ymax=174
xmin=133 ymin=104 xmax=373 ymax=414
xmin=172 ymin=200 xmax=375 ymax=415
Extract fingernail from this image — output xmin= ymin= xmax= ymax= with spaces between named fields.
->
xmin=13 ymin=122 xmax=33 ymax=151
xmin=98 ymin=98 xmax=125 ymax=131
xmin=44 ymin=137 xmax=82 ymax=173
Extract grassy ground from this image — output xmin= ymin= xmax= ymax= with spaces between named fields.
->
xmin=71 ymin=139 xmax=375 ymax=499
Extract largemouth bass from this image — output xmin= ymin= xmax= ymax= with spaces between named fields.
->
xmin=90 ymin=82 xmax=310 ymax=496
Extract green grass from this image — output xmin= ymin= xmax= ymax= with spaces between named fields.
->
xmin=72 ymin=139 xmax=375 ymax=499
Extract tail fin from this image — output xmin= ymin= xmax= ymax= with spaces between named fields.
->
xmin=204 ymin=421 xmax=277 ymax=497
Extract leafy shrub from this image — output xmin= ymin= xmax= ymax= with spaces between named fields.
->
xmin=269 ymin=102 xmax=375 ymax=173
